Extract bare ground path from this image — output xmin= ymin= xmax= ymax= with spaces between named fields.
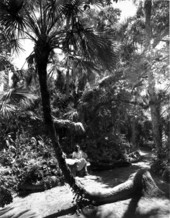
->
xmin=0 ymin=149 xmax=169 ymax=218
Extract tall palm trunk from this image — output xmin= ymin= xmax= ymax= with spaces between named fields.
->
xmin=144 ymin=0 xmax=162 ymax=152
xmin=34 ymin=44 xmax=78 ymax=190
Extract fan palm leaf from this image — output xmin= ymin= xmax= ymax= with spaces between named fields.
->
xmin=0 ymin=88 xmax=37 ymax=103
xmin=0 ymin=0 xmax=27 ymax=36
xmin=0 ymin=88 xmax=38 ymax=117
xmin=63 ymin=26 xmax=117 ymax=70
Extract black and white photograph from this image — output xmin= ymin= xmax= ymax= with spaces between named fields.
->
xmin=0 ymin=0 xmax=169 ymax=217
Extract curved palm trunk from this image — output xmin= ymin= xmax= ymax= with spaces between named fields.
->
xmin=35 ymin=46 xmax=79 ymax=191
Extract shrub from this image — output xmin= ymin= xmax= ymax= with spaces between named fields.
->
xmin=0 ymin=132 xmax=64 ymax=195
xmin=151 ymin=159 xmax=167 ymax=176
xmin=0 ymin=186 xmax=13 ymax=208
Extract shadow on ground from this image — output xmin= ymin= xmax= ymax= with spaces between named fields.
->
xmin=0 ymin=206 xmax=37 ymax=218
xmin=89 ymin=164 xmax=141 ymax=188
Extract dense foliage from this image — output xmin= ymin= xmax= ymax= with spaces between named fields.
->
xmin=0 ymin=131 xmax=64 ymax=195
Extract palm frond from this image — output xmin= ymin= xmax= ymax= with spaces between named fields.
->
xmin=45 ymin=0 xmax=64 ymax=34
xmin=63 ymin=26 xmax=117 ymax=71
xmin=72 ymin=56 xmax=101 ymax=73
xmin=0 ymin=88 xmax=38 ymax=117
xmin=0 ymin=26 xmax=24 ymax=54
xmin=83 ymin=29 xmax=117 ymax=70
xmin=10 ymin=37 xmax=24 ymax=54
xmin=0 ymin=102 xmax=17 ymax=118
xmin=0 ymin=0 xmax=27 ymax=37
xmin=24 ymin=9 xmax=41 ymax=39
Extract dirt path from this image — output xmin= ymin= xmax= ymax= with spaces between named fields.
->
xmin=0 ymin=150 xmax=169 ymax=218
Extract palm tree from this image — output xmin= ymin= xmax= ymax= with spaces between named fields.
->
xmin=0 ymin=0 xmax=117 ymax=199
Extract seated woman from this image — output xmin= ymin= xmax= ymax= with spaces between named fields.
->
xmin=66 ymin=144 xmax=89 ymax=176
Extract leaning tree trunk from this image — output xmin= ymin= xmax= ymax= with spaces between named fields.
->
xmin=144 ymin=0 xmax=162 ymax=152
xmin=34 ymin=43 xmax=83 ymax=196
